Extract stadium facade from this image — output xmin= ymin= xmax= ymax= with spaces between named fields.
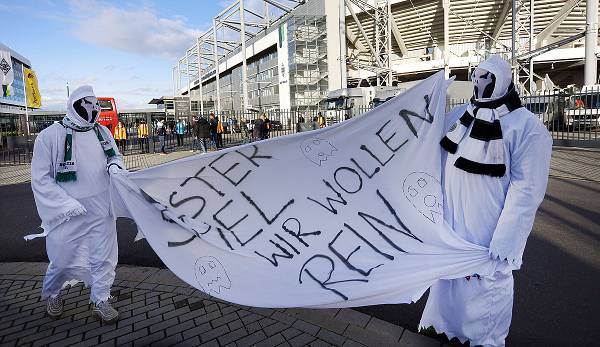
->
xmin=174 ymin=0 xmax=599 ymax=114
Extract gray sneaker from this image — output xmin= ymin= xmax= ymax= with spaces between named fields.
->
xmin=92 ymin=300 xmax=119 ymax=323
xmin=46 ymin=294 xmax=63 ymax=318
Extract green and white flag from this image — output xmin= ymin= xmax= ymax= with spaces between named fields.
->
xmin=0 ymin=50 xmax=14 ymax=97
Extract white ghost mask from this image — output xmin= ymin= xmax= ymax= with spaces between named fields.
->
xmin=73 ymin=96 xmax=101 ymax=123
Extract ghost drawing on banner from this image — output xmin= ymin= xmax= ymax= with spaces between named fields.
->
xmin=402 ymin=172 xmax=443 ymax=224
xmin=194 ymin=256 xmax=232 ymax=295
xmin=301 ymin=137 xmax=337 ymax=166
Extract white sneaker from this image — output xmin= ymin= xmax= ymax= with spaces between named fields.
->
xmin=46 ymin=294 xmax=63 ymax=318
xmin=92 ymin=300 xmax=119 ymax=324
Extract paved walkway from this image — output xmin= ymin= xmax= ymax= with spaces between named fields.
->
xmin=0 ymin=262 xmax=439 ymax=347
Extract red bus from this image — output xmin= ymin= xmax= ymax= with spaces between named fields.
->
xmin=97 ymin=97 xmax=118 ymax=133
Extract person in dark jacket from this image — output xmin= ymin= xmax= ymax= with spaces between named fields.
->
xmin=252 ymin=116 xmax=264 ymax=141
xmin=193 ymin=116 xmax=211 ymax=153
xmin=208 ymin=113 xmax=218 ymax=150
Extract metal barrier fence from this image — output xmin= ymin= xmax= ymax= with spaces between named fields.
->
xmin=2 ymin=91 xmax=600 ymax=166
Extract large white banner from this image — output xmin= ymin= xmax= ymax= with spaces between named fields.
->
xmin=111 ymin=72 xmax=498 ymax=308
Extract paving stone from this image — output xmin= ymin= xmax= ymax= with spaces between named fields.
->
xmin=199 ymin=324 xmax=229 ymax=342
xmin=204 ymin=303 xmax=220 ymax=313
xmin=342 ymin=340 xmax=366 ymax=347
xmin=151 ymin=332 xmax=183 ymax=346
xmin=116 ymin=326 xmax=149 ymax=345
xmin=271 ymin=311 xmax=297 ymax=325
xmin=100 ymin=325 xmax=133 ymax=343
xmin=264 ymin=322 xmax=292 ymax=337
xmin=194 ymin=311 xmax=221 ymax=325
xmin=173 ymin=298 xmax=188 ymax=309
xmin=178 ymin=306 xmax=206 ymax=323
xmin=259 ymin=317 xmax=277 ymax=328
xmin=16 ymin=328 xmax=53 ymax=344
xmin=288 ymin=333 xmax=317 ymax=347
xmin=317 ymin=328 xmax=347 ymax=346
xmin=365 ymin=317 xmax=404 ymax=342
xmin=69 ymin=320 xmax=102 ymax=336
xmin=335 ymin=309 xmax=370 ymax=328
xmin=242 ymin=312 xmax=265 ymax=325
xmin=118 ymin=299 xmax=146 ymax=313
xmin=83 ymin=322 xmax=117 ymax=340
xmin=399 ymin=330 xmax=440 ymax=347
xmin=245 ymin=321 xmax=263 ymax=334
xmin=54 ymin=318 xmax=89 ymax=334
xmin=155 ymin=284 xmax=177 ymax=293
xmin=237 ymin=330 xmax=268 ymax=346
xmin=198 ymin=339 xmax=220 ymax=347
xmin=182 ymin=322 xmax=212 ymax=340
xmin=227 ymin=318 xmax=244 ymax=331
xmin=294 ymin=309 xmax=348 ymax=334
xmin=38 ymin=315 xmax=74 ymax=331
xmin=211 ymin=311 xmax=239 ymax=328
xmin=281 ymin=327 xmax=303 ymax=340
xmin=308 ymin=339 xmax=331 ymax=347
xmin=149 ymin=316 xmax=180 ymax=334
xmin=48 ymin=334 xmax=83 ymax=347
xmin=32 ymin=331 xmax=68 ymax=347
xmin=256 ymin=333 xmax=287 ymax=347
xmin=117 ymin=312 xmax=147 ymax=328
xmin=135 ymin=282 xmax=157 ymax=290
xmin=70 ymin=336 xmax=100 ymax=347
xmin=133 ymin=330 xmax=165 ymax=347
xmin=343 ymin=324 xmax=399 ymax=346
xmin=292 ymin=319 xmax=320 ymax=336
xmin=218 ymin=327 xmax=248 ymax=345
xmin=173 ymin=286 xmax=195 ymax=296
xmin=188 ymin=300 xmax=205 ymax=311
xmin=132 ymin=302 xmax=159 ymax=316
xmin=176 ymin=336 xmax=201 ymax=346
xmin=166 ymin=319 xmax=196 ymax=337
xmin=147 ymin=303 xmax=175 ymax=318
xmin=162 ymin=305 xmax=190 ymax=321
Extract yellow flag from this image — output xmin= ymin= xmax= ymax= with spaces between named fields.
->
xmin=24 ymin=67 xmax=41 ymax=108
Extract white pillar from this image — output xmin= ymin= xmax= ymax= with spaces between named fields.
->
xmin=585 ymin=0 xmax=598 ymax=86
xmin=213 ymin=21 xmax=221 ymax=115
xmin=240 ymin=0 xmax=249 ymax=111
xmin=197 ymin=37 xmax=204 ymax=116
xmin=529 ymin=0 xmax=535 ymax=93
xmin=443 ymin=0 xmax=450 ymax=79
xmin=325 ymin=0 xmax=347 ymax=92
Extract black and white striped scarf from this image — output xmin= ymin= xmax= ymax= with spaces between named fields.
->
xmin=440 ymin=84 xmax=522 ymax=177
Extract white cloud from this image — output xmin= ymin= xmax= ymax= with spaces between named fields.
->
xmin=68 ymin=0 xmax=200 ymax=59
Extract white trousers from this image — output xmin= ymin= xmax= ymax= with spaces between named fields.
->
xmin=42 ymin=210 xmax=118 ymax=303
xmin=420 ymin=271 xmax=514 ymax=347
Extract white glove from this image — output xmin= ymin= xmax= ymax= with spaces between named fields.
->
xmin=108 ymin=164 xmax=125 ymax=175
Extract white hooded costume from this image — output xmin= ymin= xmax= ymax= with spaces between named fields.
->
xmin=29 ymin=85 xmax=125 ymax=303
xmin=419 ymin=56 xmax=552 ymax=346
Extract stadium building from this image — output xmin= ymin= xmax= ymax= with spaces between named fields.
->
xmin=173 ymin=0 xmax=599 ymax=114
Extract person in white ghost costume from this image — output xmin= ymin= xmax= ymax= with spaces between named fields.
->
xmin=28 ymin=85 xmax=126 ymax=323
xmin=419 ymin=56 xmax=552 ymax=346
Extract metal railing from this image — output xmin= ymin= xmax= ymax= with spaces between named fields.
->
xmin=2 ymin=91 xmax=600 ymax=166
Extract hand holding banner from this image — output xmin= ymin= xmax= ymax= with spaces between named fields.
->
xmin=110 ymin=71 xmax=499 ymax=308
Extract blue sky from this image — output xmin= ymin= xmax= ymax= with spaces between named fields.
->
xmin=0 ymin=0 xmax=227 ymax=110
